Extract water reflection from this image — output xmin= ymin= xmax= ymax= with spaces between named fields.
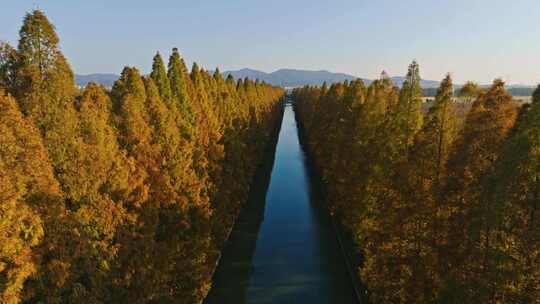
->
xmin=205 ymin=103 xmax=357 ymax=304
xmin=204 ymin=106 xmax=281 ymax=304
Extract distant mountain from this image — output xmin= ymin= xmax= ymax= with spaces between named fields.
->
xmin=76 ymin=73 xmax=119 ymax=87
xmin=75 ymin=70 xmax=535 ymax=97
xmin=389 ymin=76 xmax=441 ymax=89
xmin=224 ymin=68 xmax=269 ymax=81
xmin=269 ymin=69 xmax=362 ymax=87
xmin=223 ymin=68 xmax=362 ymax=88
xmin=223 ymin=68 xmax=446 ymax=88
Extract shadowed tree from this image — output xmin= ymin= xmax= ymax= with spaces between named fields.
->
xmin=0 ymin=42 xmax=18 ymax=91
xmin=401 ymin=74 xmax=458 ymax=301
xmin=486 ymin=85 xmax=540 ymax=302
xmin=442 ymin=79 xmax=518 ymax=302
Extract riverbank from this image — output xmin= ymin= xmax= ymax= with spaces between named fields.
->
xmin=204 ymin=101 xmax=357 ymax=303
xmin=202 ymin=100 xmax=284 ymax=303
xmin=293 ymin=100 xmax=369 ymax=304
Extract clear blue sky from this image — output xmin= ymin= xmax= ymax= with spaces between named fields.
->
xmin=2 ymin=0 xmax=539 ymax=84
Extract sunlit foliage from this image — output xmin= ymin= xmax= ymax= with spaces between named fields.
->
xmin=294 ymin=65 xmax=536 ymax=302
xmin=0 ymin=10 xmax=283 ymax=303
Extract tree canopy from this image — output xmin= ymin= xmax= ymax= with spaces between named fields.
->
xmin=0 ymin=10 xmax=284 ymax=304
xmin=293 ymin=65 xmax=535 ymax=302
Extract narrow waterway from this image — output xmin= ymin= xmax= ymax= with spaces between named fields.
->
xmin=204 ymin=102 xmax=357 ymax=304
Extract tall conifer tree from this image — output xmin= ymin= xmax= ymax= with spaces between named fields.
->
xmin=397 ymin=60 xmax=423 ymax=145
xmin=487 ymin=85 xmax=540 ymax=302
xmin=0 ymin=10 xmax=285 ymax=303
xmin=168 ymin=48 xmax=193 ymax=131
xmin=0 ymin=92 xmax=63 ymax=304
xmin=150 ymin=52 xmax=172 ymax=106
xmin=442 ymin=79 xmax=518 ymax=302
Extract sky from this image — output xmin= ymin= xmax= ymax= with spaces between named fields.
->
xmin=1 ymin=0 xmax=540 ymax=84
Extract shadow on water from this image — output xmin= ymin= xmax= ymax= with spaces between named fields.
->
xmin=294 ymin=102 xmax=369 ymax=303
xmin=205 ymin=101 xmax=358 ymax=304
xmin=297 ymin=129 xmax=360 ymax=302
xmin=203 ymin=104 xmax=284 ymax=304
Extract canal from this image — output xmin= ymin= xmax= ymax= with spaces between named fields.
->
xmin=204 ymin=101 xmax=357 ymax=304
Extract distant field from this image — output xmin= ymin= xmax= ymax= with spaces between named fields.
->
xmin=422 ymin=96 xmax=532 ymax=103
xmin=421 ymin=96 xmax=530 ymax=117
xmin=513 ymin=96 xmax=532 ymax=103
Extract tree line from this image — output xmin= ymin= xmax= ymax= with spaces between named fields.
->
xmin=293 ymin=62 xmax=539 ymax=303
xmin=423 ymin=83 xmax=535 ymax=98
xmin=0 ymin=10 xmax=284 ymax=304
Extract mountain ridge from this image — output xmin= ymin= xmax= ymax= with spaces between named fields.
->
xmin=75 ymin=68 xmax=536 ymax=91
xmin=75 ymin=73 xmax=119 ymax=87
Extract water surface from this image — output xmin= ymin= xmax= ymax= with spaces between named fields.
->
xmin=205 ymin=103 xmax=357 ymax=304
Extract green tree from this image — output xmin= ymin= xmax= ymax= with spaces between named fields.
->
xmin=14 ymin=10 xmax=77 ymax=120
xmin=396 ymin=60 xmax=424 ymax=145
xmin=0 ymin=42 xmax=18 ymax=91
xmin=458 ymin=81 xmax=480 ymax=103
xmin=150 ymin=51 xmax=172 ymax=106
xmin=168 ymin=48 xmax=194 ymax=134
xmin=112 ymin=67 xmax=153 ymax=155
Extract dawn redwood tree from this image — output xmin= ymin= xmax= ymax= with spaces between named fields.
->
xmin=403 ymin=74 xmax=458 ymax=301
xmin=486 ymin=85 xmax=540 ymax=302
xmin=3 ymin=11 xmax=96 ymax=302
xmin=0 ymin=9 xmax=285 ymax=303
xmin=293 ymin=69 xmax=533 ymax=302
xmin=51 ymin=82 xmax=149 ymax=303
xmin=150 ymin=52 xmax=173 ymax=106
xmin=442 ymin=79 xmax=518 ymax=302
xmin=413 ymin=74 xmax=457 ymax=189
xmin=396 ymin=60 xmax=424 ymax=146
xmin=458 ymin=81 xmax=480 ymax=103
xmin=168 ymin=48 xmax=194 ymax=137
xmin=0 ymin=42 xmax=18 ymax=91
xmin=14 ymin=11 xmax=77 ymax=120
xmin=0 ymin=92 xmax=63 ymax=304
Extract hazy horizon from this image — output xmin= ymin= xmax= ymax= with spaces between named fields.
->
xmin=74 ymin=67 xmax=540 ymax=87
xmin=2 ymin=4 xmax=539 ymax=304
xmin=2 ymin=0 xmax=540 ymax=85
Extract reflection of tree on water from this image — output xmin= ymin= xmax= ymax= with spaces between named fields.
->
xmin=295 ymin=102 xmax=367 ymax=304
xmin=205 ymin=103 xmax=358 ymax=304
xmin=204 ymin=106 xmax=283 ymax=304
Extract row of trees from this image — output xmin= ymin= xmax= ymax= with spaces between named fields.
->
xmin=0 ymin=10 xmax=284 ymax=304
xmin=424 ymin=83 xmax=536 ymax=99
xmin=293 ymin=62 xmax=539 ymax=303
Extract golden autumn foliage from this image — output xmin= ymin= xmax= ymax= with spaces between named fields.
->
xmin=0 ymin=92 xmax=63 ymax=303
xmin=294 ymin=68 xmax=537 ymax=303
xmin=0 ymin=10 xmax=283 ymax=304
